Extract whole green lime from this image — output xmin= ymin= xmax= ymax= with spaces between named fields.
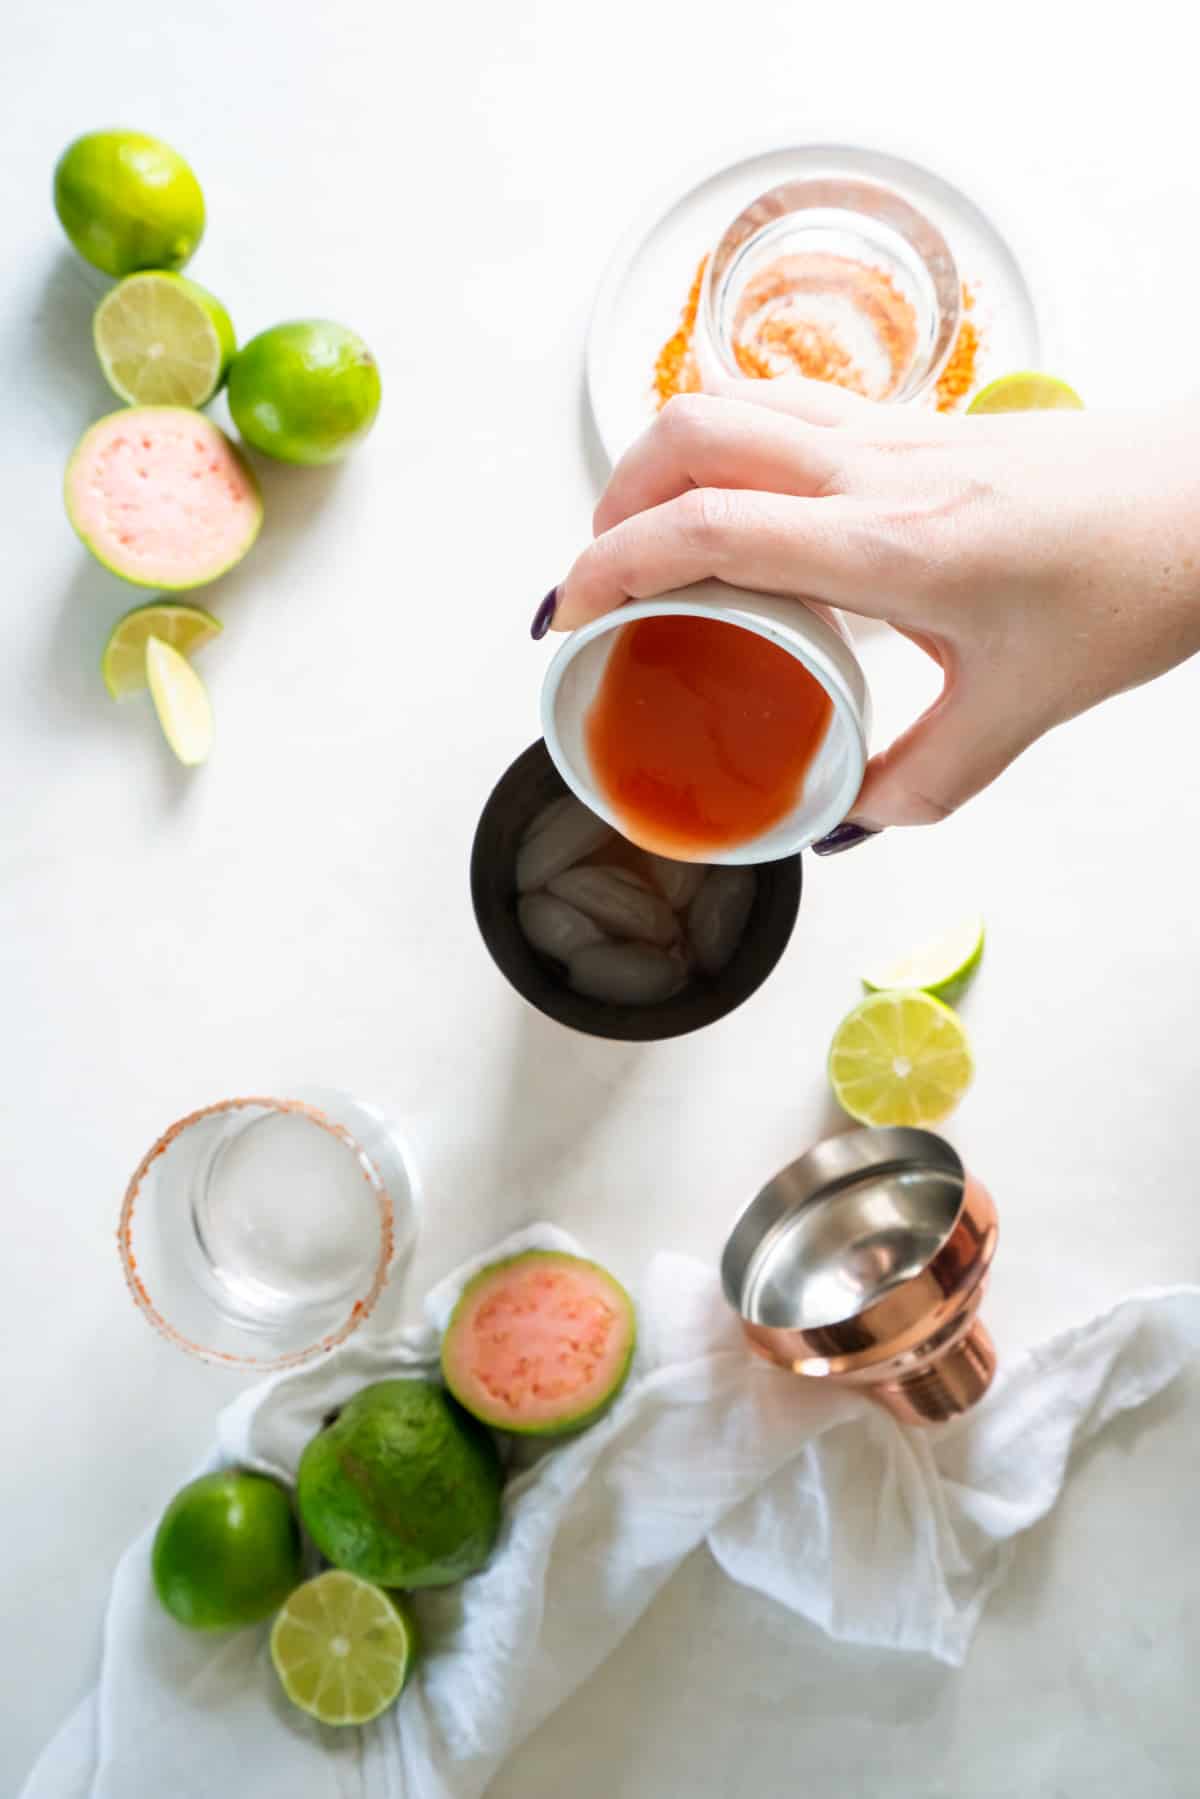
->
xmin=297 ymin=1379 xmax=502 ymax=1588
xmin=53 ymin=129 xmax=205 ymax=277
xmin=227 ymin=320 xmax=382 ymax=465
xmin=151 ymin=1469 xmax=302 ymax=1631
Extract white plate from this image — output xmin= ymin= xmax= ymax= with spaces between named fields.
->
xmin=587 ymin=141 xmax=1042 ymax=466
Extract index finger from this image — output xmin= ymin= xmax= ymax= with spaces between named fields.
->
xmin=593 ymin=392 xmax=851 ymax=537
xmin=557 ymin=486 xmax=877 ymax=631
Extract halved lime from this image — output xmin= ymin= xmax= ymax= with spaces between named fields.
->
xmin=862 ymin=915 xmax=985 ymax=1004
xmin=94 ymin=272 xmax=235 ymax=407
xmin=270 ymin=1571 xmax=417 ymax=1727
xmin=828 ymin=990 xmax=974 ymax=1128
xmin=103 ymin=601 xmax=222 ymax=699
xmin=967 ymin=371 xmax=1083 ymax=414
xmin=145 ymin=634 xmax=213 ymax=765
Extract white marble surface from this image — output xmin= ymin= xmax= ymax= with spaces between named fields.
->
xmin=4 ymin=1 xmax=1200 ymax=1791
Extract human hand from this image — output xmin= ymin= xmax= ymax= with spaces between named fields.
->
xmin=542 ymin=384 xmax=1200 ymax=844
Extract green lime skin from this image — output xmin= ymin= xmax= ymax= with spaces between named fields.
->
xmin=297 ymin=1380 xmax=502 ymax=1588
xmin=151 ymin=1470 xmax=302 ymax=1631
xmin=227 ymin=320 xmax=382 ymax=465
xmin=53 ymin=130 xmax=205 ymax=277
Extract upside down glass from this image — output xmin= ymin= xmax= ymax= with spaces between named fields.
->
xmin=694 ymin=175 xmax=962 ymax=405
xmin=118 ymin=1090 xmax=419 ymax=1370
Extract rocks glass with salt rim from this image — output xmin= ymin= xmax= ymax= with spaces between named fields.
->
xmin=117 ymin=1089 xmax=418 ymax=1370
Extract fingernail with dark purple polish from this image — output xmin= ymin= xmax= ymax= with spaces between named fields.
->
xmin=811 ymin=822 xmax=881 ymax=857
xmin=531 ymin=588 xmax=558 ymax=640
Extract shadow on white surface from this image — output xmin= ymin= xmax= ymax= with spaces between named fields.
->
xmin=42 ymin=560 xmax=213 ymax=810
xmin=32 ymin=250 xmax=117 ymax=430
xmin=206 ymin=454 xmax=348 ymax=612
xmin=489 ymin=998 xmax=647 ymax=1223
xmin=985 ymin=1389 xmax=1182 ymax=1647
xmin=578 ymin=379 xmax=611 ymax=496
xmin=44 ymin=559 xmax=133 ymax=727
xmin=806 ymin=1083 xmax=857 ymax=1148
xmin=489 ymin=1368 xmax=1200 ymax=1799
xmin=353 ymin=990 xmax=649 ymax=1338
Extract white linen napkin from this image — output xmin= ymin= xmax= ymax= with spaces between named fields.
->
xmin=22 ymin=1224 xmax=1200 ymax=1799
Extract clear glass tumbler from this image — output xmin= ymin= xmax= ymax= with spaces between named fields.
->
xmin=117 ymin=1089 xmax=418 ymax=1370
xmin=695 ymin=176 xmax=962 ymax=404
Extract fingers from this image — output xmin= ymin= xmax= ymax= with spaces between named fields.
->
xmin=556 ymin=487 xmax=877 ymax=630
xmin=593 ymin=393 xmax=848 ymax=536
xmin=707 ymin=371 xmax=953 ymax=443
xmin=849 ymin=676 xmax=1028 ymax=829
xmin=703 ymin=371 xmax=880 ymax=428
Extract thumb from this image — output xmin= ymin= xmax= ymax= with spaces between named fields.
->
xmin=847 ymin=679 xmax=1029 ymax=829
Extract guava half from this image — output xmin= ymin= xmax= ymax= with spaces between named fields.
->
xmin=65 ymin=406 xmax=262 ymax=590
xmin=441 ymin=1250 xmax=636 ymax=1436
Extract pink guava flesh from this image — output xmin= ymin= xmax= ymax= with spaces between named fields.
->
xmin=442 ymin=1252 xmax=636 ymax=1434
xmin=65 ymin=408 xmax=261 ymax=589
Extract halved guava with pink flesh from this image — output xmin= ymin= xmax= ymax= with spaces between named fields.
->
xmin=65 ymin=406 xmax=262 ymax=590
xmin=441 ymin=1250 xmax=636 ymax=1436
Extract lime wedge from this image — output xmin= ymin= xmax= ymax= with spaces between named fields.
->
xmin=145 ymin=635 xmax=213 ymax=765
xmin=102 ymin=601 xmax=222 ymax=699
xmin=270 ymin=1571 xmax=417 ymax=1727
xmin=93 ymin=271 xmax=235 ymax=407
xmin=828 ymin=990 xmax=974 ymax=1128
xmin=967 ymin=371 xmax=1083 ymax=414
xmin=862 ymin=915 xmax=985 ymax=1003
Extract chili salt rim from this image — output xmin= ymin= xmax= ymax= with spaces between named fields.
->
xmin=116 ymin=1095 xmax=397 ymax=1371
xmin=586 ymin=131 xmax=1045 ymax=466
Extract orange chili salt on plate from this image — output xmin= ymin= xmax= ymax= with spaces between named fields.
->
xmin=652 ymin=258 xmax=982 ymax=412
xmin=935 ymin=286 xmax=980 ymax=411
xmin=731 ymin=252 xmax=917 ymax=398
xmin=652 ymin=255 xmax=707 ymax=408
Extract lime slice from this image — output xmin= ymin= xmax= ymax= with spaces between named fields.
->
xmin=967 ymin=371 xmax=1083 ymax=414
xmin=828 ymin=990 xmax=974 ymax=1128
xmin=103 ymin=601 xmax=222 ymax=699
xmin=862 ymin=915 xmax=985 ymax=1004
xmin=94 ymin=272 xmax=235 ymax=407
xmin=145 ymin=634 xmax=213 ymax=765
xmin=270 ymin=1571 xmax=417 ymax=1727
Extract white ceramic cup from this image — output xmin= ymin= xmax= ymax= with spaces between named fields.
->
xmin=540 ymin=579 xmax=871 ymax=865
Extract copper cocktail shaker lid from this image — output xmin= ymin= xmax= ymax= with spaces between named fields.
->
xmin=720 ymin=1127 xmax=998 ymax=1425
